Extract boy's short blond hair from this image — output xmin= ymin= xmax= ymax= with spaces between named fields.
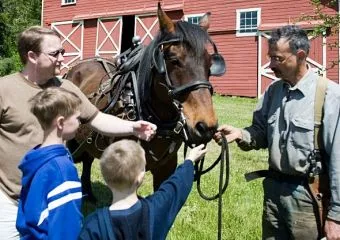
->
xmin=29 ymin=87 xmax=81 ymax=130
xmin=100 ymin=139 xmax=146 ymax=190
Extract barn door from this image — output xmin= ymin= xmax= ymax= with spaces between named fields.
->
xmin=135 ymin=14 xmax=159 ymax=45
xmin=258 ymin=30 xmax=326 ymax=97
xmin=51 ymin=21 xmax=84 ymax=74
xmin=96 ymin=17 xmax=122 ymax=59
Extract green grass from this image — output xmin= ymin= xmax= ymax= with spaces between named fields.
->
xmin=77 ymin=95 xmax=268 ymax=240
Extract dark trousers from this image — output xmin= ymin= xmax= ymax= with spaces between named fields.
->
xmin=262 ymin=177 xmax=319 ymax=240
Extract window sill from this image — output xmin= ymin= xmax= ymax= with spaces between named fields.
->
xmin=236 ymin=31 xmax=258 ymax=37
xmin=61 ymin=2 xmax=76 ymax=6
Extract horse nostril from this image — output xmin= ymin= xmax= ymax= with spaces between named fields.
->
xmin=196 ymin=122 xmax=208 ymax=134
xmin=195 ymin=122 xmax=218 ymax=143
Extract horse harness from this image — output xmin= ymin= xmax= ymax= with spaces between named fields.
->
xmin=70 ymin=37 xmax=226 ymax=162
xmin=90 ymin=37 xmax=225 ymax=142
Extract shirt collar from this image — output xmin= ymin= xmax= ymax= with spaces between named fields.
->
xmin=284 ymin=66 xmax=316 ymax=97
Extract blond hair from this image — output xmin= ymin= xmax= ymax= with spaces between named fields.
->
xmin=100 ymin=140 xmax=146 ymax=190
xmin=18 ymin=26 xmax=61 ymax=64
xmin=29 ymin=87 xmax=81 ymax=130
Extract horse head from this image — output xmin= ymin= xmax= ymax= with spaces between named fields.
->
xmin=139 ymin=3 xmax=226 ymax=146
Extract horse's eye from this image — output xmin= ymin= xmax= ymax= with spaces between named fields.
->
xmin=168 ymin=57 xmax=181 ymax=66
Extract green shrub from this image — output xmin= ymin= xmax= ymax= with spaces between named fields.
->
xmin=0 ymin=54 xmax=22 ymax=76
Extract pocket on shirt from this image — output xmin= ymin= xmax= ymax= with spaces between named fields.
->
xmin=290 ymin=118 xmax=314 ymax=150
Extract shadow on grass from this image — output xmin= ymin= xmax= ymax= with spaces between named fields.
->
xmin=82 ymin=181 xmax=112 ymax=217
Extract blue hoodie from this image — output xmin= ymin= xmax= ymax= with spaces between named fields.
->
xmin=16 ymin=144 xmax=83 ymax=240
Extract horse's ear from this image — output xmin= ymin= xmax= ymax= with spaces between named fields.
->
xmin=199 ymin=12 xmax=211 ymax=31
xmin=157 ymin=2 xmax=175 ymax=33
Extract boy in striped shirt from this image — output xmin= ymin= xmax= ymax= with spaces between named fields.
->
xmin=16 ymin=87 xmax=83 ymax=240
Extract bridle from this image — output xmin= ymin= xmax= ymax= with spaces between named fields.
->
xmin=149 ymin=38 xmax=225 ymax=143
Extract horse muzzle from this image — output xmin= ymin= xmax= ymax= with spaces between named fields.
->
xmin=185 ymin=121 xmax=218 ymax=145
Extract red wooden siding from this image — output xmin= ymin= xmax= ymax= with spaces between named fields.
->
xmin=83 ymin=19 xmax=97 ymax=59
xmin=326 ymin=34 xmax=339 ymax=81
xmin=43 ymin=0 xmax=339 ymax=97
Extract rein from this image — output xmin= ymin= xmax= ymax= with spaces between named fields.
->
xmin=184 ymin=134 xmax=229 ymax=240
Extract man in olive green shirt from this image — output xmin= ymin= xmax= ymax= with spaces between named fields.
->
xmin=0 ymin=26 xmax=156 ymax=239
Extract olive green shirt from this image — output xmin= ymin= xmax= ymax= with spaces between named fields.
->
xmin=0 ymin=72 xmax=98 ymax=202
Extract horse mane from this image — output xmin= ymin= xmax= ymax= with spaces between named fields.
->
xmin=137 ymin=20 xmax=211 ymax=118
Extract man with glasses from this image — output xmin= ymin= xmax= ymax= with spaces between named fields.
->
xmin=215 ymin=25 xmax=340 ymax=239
xmin=0 ymin=26 xmax=157 ymax=239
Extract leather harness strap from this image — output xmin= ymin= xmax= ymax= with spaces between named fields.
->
xmin=308 ymin=76 xmax=329 ymax=238
xmin=314 ymin=76 xmax=327 ymax=152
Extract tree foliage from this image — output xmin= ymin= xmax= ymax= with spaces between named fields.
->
xmin=300 ymin=0 xmax=339 ymax=68
xmin=301 ymin=0 xmax=339 ymax=37
xmin=0 ymin=0 xmax=41 ymax=76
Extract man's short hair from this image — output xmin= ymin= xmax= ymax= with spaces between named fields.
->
xmin=100 ymin=140 xmax=146 ymax=190
xmin=269 ymin=25 xmax=310 ymax=55
xmin=18 ymin=26 xmax=61 ymax=64
xmin=29 ymin=87 xmax=81 ymax=130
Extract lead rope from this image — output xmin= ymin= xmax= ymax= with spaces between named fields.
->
xmin=185 ymin=134 xmax=229 ymax=240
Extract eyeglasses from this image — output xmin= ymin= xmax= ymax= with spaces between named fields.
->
xmin=43 ymin=48 xmax=65 ymax=58
xmin=267 ymin=54 xmax=294 ymax=64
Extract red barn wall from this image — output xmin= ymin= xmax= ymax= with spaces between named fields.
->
xmin=43 ymin=0 xmax=339 ymax=97
xmin=83 ymin=19 xmax=97 ymax=59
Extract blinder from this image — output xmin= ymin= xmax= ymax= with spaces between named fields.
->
xmin=152 ymin=38 xmax=227 ymax=99
xmin=152 ymin=38 xmax=226 ymax=77
xmin=209 ymin=39 xmax=226 ymax=76
xmin=152 ymin=39 xmax=179 ymax=75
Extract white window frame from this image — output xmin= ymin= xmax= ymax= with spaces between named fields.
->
xmin=184 ymin=13 xmax=205 ymax=25
xmin=61 ymin=0 xmax=76 ymax=6
xmin=236 ymin=8 xmax=261 ymax=37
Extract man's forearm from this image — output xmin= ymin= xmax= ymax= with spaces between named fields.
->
xmin=88 ymin=112 xmax=134 ymax=137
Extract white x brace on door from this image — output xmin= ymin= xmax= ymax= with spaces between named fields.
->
xmin=96 ymin=17 xmax=122 ymax=59
xmin=51 ymin=20 xmax=84 ymax=74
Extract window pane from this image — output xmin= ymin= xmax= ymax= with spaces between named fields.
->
xmin=238 ymin=10 xmax=259 ymax=34
xmin=187 ymin=16 xmax=202 ymax=25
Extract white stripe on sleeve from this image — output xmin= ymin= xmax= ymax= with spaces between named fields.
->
xmin=47 ymin=181 xmax=81 ymax=199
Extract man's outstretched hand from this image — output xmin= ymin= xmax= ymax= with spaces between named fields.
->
xmin=132 ymin=120 xmax=157 ymax=141
xmin=213 ymin=125 xmax=242 ymax=144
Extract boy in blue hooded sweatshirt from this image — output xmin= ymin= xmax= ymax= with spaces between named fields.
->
xmin=16 ymin=87 xmax=83 ymax=240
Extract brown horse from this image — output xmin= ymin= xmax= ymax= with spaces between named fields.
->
xmin=65 ymin=3 xmax=226 ymax=202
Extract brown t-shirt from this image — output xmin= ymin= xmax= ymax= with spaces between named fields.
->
xmin=0 ymin=72 xmax=98 ymax=202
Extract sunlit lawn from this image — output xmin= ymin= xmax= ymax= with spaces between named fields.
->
xmin=78 ymin=95 xmax=268 ymax=240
